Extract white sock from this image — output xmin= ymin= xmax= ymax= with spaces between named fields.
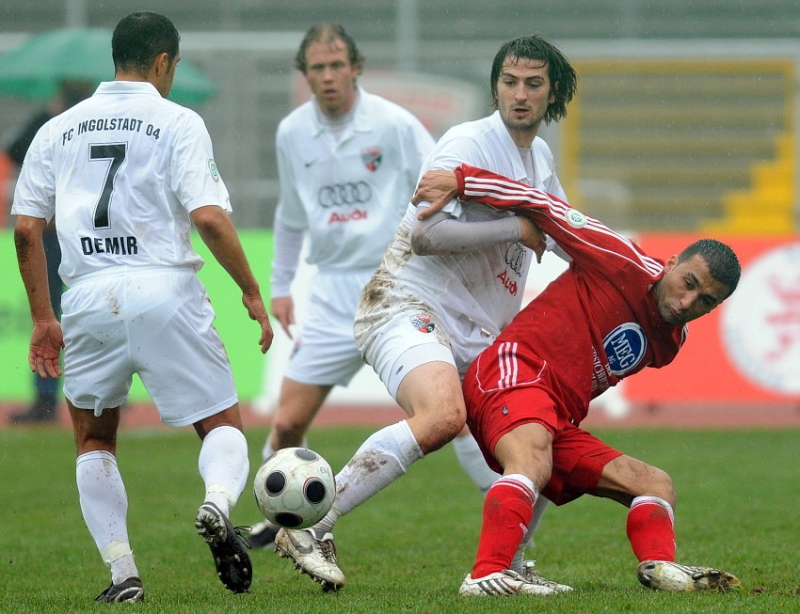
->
xmin=76 ymin=450 xmax=139 ymax=583
xmin=198 ymin=426 xmax=249 ymax=516
xmin=315 ymin=421 xmax=423 ymax=533
xmin=511 ymin=495 xmax=551 ymax=572
xmin=452 ymin=432 xmax=501 ymax=494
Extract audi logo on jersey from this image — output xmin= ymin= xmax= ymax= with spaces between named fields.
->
xmin=318 ymin=181 xmax=373 ymax=208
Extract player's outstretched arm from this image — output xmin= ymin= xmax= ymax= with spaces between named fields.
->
xmin=453 ymin=164 xmax=661 ymax=281
xmin=191 ymin=205 xmax=274 ymax=353
xmin=411 ymin=168 xmax=546 ymax=261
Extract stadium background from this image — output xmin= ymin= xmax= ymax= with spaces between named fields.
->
xmin=0 ymin=0 xmax=798 ymax=426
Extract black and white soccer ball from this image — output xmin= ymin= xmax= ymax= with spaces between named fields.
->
xmin=253 ymin=447 xmax=335 ymax=529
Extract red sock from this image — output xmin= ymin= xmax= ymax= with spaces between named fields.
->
xmin=472 ymin=476 xmax=535 ymax=578
xmin=626 ymin=496 xmax=676 ymax=562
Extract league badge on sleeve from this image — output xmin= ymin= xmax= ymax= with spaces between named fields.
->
xmin=208 ymin=159 xmax=220 ymax=181
xmin=564 ymin=208 xmax=587 ymax=229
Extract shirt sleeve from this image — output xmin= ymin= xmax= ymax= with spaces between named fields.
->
xmin=170 ymin=111 xmax=231 ymax=214
xmin=454 ymin=163 xmax=663 ymax=283
xmin=411 ymin=209 xmax=520 ymax=255
xmin=270 ymin=218 xmax=305 ymax=298
xmin=10 ymin=121 xmax=56 ymax=222
xmin=273 ymin=126 xmax=308 ymax=231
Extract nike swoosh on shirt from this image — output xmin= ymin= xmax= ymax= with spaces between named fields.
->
xmin=304 ymin=159 xmax=317 ymax=168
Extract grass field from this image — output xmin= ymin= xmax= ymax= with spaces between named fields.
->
xmin=1 ymin=424 xmax=799 ymax=613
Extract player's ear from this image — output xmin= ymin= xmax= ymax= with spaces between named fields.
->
xmin=663 ymin=254 xmax=679 ymax=272
xmin=154 ymin=52 xmax=171 ymax=76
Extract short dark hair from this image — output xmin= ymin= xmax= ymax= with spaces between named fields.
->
xmin=112 ymin=11 xmax=180 ymax=75
xmin=294 ymin=23 xmax=364 ymax=74
xmin=490 ymin=34 xmax=577 ymax=124
xmin=678 ymin=238 xmax=741 ymax=298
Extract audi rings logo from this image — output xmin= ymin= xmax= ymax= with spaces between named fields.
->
xmin=504 ymin=242 xmax=526 ymax=275
xmin=318 ymin=181 xmax=373 ymax=208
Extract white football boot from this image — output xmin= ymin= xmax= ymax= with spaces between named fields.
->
xmin=637 ymin=560 xmax=742 ymax=592
xmin=275 ymin=527 xmax=345 ymax=591
xmin=459 ymin=569 xmax=556 ymax=596
xmin=519 ymin=560 xmax=574 ymax=593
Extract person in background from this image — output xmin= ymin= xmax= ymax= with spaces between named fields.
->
xmin=246 ymin=23 xmax=436 ymax=549
xmin=11 ymin=12 xmax=272 ymax=602
xmin=3 ymin=80 xmax=93 ymax=423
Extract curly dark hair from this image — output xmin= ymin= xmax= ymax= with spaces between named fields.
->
xmin=490 ymin=34 xmax=577 ymax=124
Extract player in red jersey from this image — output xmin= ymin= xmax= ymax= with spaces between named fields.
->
xmin=413 ymin=164 xmax=743 ymax=596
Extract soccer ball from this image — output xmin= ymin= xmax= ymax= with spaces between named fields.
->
xmin=253 ymin=447 xmax=335 ymax=529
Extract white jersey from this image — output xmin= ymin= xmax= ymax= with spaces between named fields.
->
xmin=11 ymin=81 xmax=230 ymax=287
xmin=356 ymin=110 xmax=568 ymax=372
xmin=273 ymin=86 xmax=434 ymax=275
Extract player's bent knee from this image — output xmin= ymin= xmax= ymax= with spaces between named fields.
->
xmin=414 ymin=409 xmax=466 ymax=453
xmin=647 ymin=467 xmax=676 ymax=507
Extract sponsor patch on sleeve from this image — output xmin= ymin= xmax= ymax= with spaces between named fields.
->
xmin=208 ymin=159 xmax=220 ymax=181
xmin=564 ymin=208 xmax=587 ymax=228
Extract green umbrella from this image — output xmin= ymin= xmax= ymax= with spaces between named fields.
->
xmin=0 ymin=28 xmax=216 ymax=105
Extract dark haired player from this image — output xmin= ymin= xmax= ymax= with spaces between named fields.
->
xmin=12 ymin=11 xmax=272 ymax=602
xmin=414 ymin=163 xmax=742 ymax=596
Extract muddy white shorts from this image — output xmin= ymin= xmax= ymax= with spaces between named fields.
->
xmin=354 ymin=305 xmax=459 ymax=400
xmin=61 ymin=266 xmax=237 ymax=426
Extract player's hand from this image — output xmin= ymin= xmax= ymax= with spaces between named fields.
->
xmin=243 ymin=293 xmax=274 ymax=353
xmin=412 ymin=170 xmax=458 ymax=220
xmin=518 ymin=216 xmax=547 ymax=263
xmin=28 ymin=319 xmax=64 ymax=378
xmin=270 ymin=296 xmax=295 ymax=339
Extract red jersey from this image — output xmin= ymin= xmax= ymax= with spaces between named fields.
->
xmin=457 ymin=164 xmax=686 ymax=425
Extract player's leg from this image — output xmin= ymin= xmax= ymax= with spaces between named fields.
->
xmin=61 ymin=275 xmax=142 ymax=602
xmin=70 ymin=401 xmax=144 ymax=603
xmin=594 ymin=453 xmax=740 ymax=591
xmin=193 ymin=405 xmax=253 ymax=593
xmin=265 ymin=378 xmax=331 ymax=453
xmin=594 ymin=454 xmax=677 ymax=561
xmin=452 ymin=425 xmax=499 ymax=493
xmin=255 ymin=276 xmax=365 ymax=548
xmin=453 ymin=423 xmax=556 ymax=582
xmin=275 ymin=357 xmax=462 ymax=590
xmin=322 ymin=358 xmax=462 ymax=519
xmin=460 ymin=421 xmax=558 ymax=596
xmin=132 ymin=269 xmax=253 ymax=593
xmin=264 ymin=269 xmax=365 ymax=459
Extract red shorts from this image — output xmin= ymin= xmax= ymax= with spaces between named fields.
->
xmin=464 ymin=378 xmax=622 ymax=506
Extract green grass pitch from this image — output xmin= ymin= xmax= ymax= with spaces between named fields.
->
xmin=1 ymin=424 xmax=798 ymax=613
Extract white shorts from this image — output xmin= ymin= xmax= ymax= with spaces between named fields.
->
xmin=282 ymin=270 xmax=372 ymax=387
xmin=356 ymin=298 xmax=498 ymax=399
xmin=354 ymin=307 xmax=455 ymax=399
xmin=61 ymin=267 xmax=237 ymax=426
